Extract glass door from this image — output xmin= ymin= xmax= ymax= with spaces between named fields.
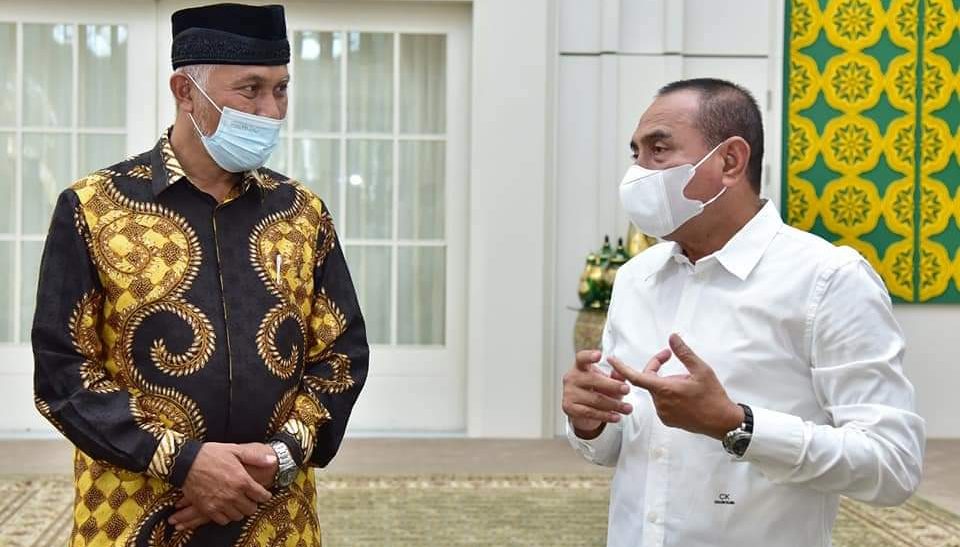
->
xmin=0 ymin=1 xmax=157 ymax=434
xmin=263 ymin=2 xmax=471 ymax=432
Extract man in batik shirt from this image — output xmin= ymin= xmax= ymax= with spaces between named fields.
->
xmin=32 ymin=4 xmax=368 ymax=545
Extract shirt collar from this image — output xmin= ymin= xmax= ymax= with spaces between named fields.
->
xmin=148 ymin=127 xmax=263 ymax=197
xmin=643 ymin=200 xmax=782 ymax=282
xmin=713 ymin=200 xmax=782 ymax=280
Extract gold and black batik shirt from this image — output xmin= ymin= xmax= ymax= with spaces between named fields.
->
xmin=31 ymin=130 xmax=368 ymax=546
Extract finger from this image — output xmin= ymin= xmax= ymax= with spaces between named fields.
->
xmin=175 ymin=498 xmax=190 ymax=509
xmin=567 ymin=403 xmax=624 ymax=423
xmin=606 ymin=356 xmax=640 ymax=383
xmin=221 ymin=504 xmax=245 ymax=522
xmin=584 ymin=369 xmax=630 ymax=397
xmin=210 ymin=511 xmax=231 ymax=526
xmin=169 ymin=506 xmax=200 ymax=525
xmin=233 ymin=495 xmax=258 ymax=517
xmin=574 ymin=350 xmax=602 ymax=371
xmin=244 ymin=465 xmax=274 ymax=488
xmin=608 ymin=356 xmax=667 ymax=393
xmin=243 ymin=478 xmax=273 ymax=504
xmin=175 ymin=515 xmax=210 ymax=531
xmin=570 ymin=386 xmax=632 ymax=414
xmin=238 ymin=445 xmax=277 ymax=468
xmin=669 ymin=334 xmax=707 ymax=374
xmin=610 ymin=368 xmax=627 ymax=382
xmin=642 ymin=349 xmax=673 ymax=374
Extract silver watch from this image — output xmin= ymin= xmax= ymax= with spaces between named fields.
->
xmin=269 ymin=440 xmax=298 ymax=488
xmin=722 ymin=404 xmax=754 ymax=458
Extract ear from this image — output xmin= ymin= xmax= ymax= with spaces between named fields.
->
xmin=720 ymin=136 xmax=750 ymax=188
xmin=170 ymin=72 xmax=196 ymax=114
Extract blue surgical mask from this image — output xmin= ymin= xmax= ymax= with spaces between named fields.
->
xmin=186 ymin=74 xmax=283 ymax=173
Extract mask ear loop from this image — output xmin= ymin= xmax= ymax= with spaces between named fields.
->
xmin=184 ymin=72 xmax=223 ymax=114
xmin=693 ymin=139 xmax=729 ymax=207
xmin=693 ymin=140 xmax=726 ymax=170
xmin=184 ymin=72 xmax=223 ymax=138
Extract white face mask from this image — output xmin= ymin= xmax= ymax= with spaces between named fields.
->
xmin=618 ymin=142 xmax=726 ymax=238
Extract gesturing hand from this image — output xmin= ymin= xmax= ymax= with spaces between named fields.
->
xmin=170 ymin=443 xmax=279 ymax=531
xmin=562 ymin=348 xmax=671 ymax=438
xmin=178 ymin=443 xmax=273 ymax=528
xmin=608 ymin=333 xmax=744 ymax=440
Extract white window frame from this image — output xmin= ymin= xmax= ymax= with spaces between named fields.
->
xmin=0 ymin=0 xmax=158 ymax=435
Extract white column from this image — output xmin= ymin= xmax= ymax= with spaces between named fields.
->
xmin=466 ymin=0 xmax=556 ymax=437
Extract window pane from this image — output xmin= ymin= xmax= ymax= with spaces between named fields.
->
xmin=23 ymin=24 xmax=73 ymax=127
xmin=20 ymin=240 xmax=43 ymax=343
xmin=293 ymin=138 xmax=339 ymax=218
xmin=22 ymin=133 xmax=70 ymax=235
xmin=0 ymin=133 xmax=15 ymax=234
xmin=347 ymin=32 xmax=393 ymax=133
xmin=400 ymin=34 xmax=446 ymax=134
xmin=346 ymin=139 xmax=392 ymax=239
xmin=0 ymin=242 xmax=13 ymax=342
xmin=266 ymin=136 xmax=287 ymax=174
xmin=345 ymin=245 xmax=391 ymax=344
xmin=0 ymin=24 xmax=15 ymax=125
xmin=398 ymin=246 xmax=445 ymax=345
xmin=79 ymin=133 xmax=124 ymax=175
xmin=79 ymin=25 xmax=127 ymax=127
xmin=399 ymin=141 xmax=444 ymax=239
xmin=294 ymin=31 xmax=341 ymax=132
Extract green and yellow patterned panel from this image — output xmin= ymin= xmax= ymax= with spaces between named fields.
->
xmin=783 ymin=0 xmax=960 ymax=303
xmin=918 ymin=0 xmax=960 ymax=301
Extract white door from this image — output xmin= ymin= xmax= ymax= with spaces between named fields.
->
xmin=0 ymin=0 xmax=158 ymax=435
xmin=157 ymin=1 xmax=472 ymax=433
xmin=281 ymin=2 xmax=470 ymax=433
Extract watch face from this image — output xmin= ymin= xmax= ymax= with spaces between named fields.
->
xmin=733 ymin=437 xmax=751 ymax=456
xmin=279 ymin=467 xmax=298 ymax=487
xmin=724 ymin=430 xmax=751 ymax=456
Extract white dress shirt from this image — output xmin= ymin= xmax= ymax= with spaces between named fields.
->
xmin=567 ymin=202 xmax=925 ymax=547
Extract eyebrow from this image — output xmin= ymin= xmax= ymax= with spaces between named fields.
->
xmin=630 ymin=129 xmax=672 ymax=153
xmin=231 ymin=75 xmax=290 ymax=87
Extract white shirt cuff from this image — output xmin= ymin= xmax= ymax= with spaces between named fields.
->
xmin=565 ymin=418 xmax=621 ymax=466
xmin=741 ymin=406 xmax=805 ymax=475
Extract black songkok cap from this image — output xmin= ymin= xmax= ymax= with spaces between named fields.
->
xmin=171 ymin=3 xmax=289 ymax=69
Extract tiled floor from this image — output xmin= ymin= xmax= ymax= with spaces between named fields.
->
xmin=2 ymin=438 xmax=957 ymax=514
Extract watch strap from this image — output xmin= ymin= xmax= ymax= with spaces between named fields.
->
xmin=739 ymin=403 xmax=754 ymax=434
xmin=269 ymin=440 xmax=297 ymax=487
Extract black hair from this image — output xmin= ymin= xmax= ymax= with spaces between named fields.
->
xmin=657 ymin=78 xmax=764 ymax=193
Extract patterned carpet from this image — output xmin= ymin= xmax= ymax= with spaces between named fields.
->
xmin=1 ymin=475 xmax=959 ymax=546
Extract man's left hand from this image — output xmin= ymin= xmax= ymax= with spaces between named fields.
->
xmin=168 ymin=443 xmax=279 ymax=531
xmin=608 ymin=333 xmax=744 ymax=440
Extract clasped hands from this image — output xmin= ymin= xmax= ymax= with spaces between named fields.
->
xmin=168 ymin=442 xmax=280 ymax=531
xmin=562 ymin=333 xmax=744 ymax=441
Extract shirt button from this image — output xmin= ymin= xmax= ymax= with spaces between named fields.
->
xmin=647 ymin=511 xmax=659 ymax=524
xmin=652 ymin=447 xmax=667 ymax=461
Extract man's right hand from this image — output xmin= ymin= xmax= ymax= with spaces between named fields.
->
xmin=562 ymin=349 xmax=670 ymax=438
xmin=180 ymin=443 xmax=273 ymax=526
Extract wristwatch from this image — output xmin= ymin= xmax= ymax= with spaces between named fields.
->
xmin=722 ymin=404 xmax=754 ymax=458
xmin=269 ymin=440 xmax=298 ymax=489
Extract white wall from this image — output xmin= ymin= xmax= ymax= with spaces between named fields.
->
xmin=552 ymin=0 xmax=960 ymax=438
xmin=467 ymin=0 xmax=557 ymax=437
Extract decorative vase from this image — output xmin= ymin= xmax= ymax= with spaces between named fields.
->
xmin=573 ymin=308 xmax=607 ymax=352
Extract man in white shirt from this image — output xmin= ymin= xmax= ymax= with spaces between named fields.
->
xmin=562 ymin=78 xmax=925 ymax=547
